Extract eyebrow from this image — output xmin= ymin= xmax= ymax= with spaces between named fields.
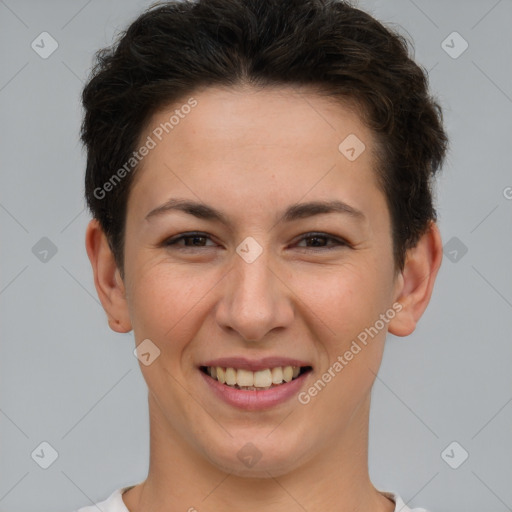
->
xmin=145 ymin=198 xmax=365 ymax=225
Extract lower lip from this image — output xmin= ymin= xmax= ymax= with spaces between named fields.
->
xmin=200 ymin=369 xmax=310 ymax=410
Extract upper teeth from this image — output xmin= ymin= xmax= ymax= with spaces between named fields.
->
xmin=207 ymin=366 xmax=301 ymax=388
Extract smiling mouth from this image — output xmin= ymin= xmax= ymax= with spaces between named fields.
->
xmin=200 ymin=365 xmax=313 ymax=390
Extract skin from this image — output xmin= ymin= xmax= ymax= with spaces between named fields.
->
xmin=86 ymin=85 xmax=443 ymax=512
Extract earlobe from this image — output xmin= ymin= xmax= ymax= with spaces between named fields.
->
xmin=85 ymin=219 xmax=132 ymax=333
xmin=388 ymin=221 xmax=443 ymax=337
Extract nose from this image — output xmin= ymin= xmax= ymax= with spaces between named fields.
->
xmin=215 ymin=246 xmax=294 ymax=342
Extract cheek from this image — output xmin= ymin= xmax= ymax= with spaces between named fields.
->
xmin=126 ymin=262 xmax=191 ymax=340
xmin=305 ymin=267 xmax=390 ymax=412
xmin=126 ymin=259 xmax=223 ymax=354
xmin=297 ymin=263 xmax=388 ymax=344
xmin=319 ymin=263 xmax=395 ymax=397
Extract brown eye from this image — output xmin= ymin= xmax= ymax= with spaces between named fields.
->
xmin=163 ymin=232 xmax=216 ymax=248
xmin=295 ymin=232 xmax=348 ymax=250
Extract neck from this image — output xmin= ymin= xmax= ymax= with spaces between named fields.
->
xmin=123 ymin=393 xmax=394 ymax=512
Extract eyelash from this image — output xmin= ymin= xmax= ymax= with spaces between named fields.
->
xmin=162 ymin=231 xmax=349 ymax=251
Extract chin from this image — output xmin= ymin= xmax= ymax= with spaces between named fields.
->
xmin=201 ymin=434 xmax=307 ymax=478
xmin=211 ymin=455 xmax=303 ymax=478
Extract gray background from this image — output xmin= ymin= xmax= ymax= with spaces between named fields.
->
xmin=1 ymin=0 xmax=511 ymax=511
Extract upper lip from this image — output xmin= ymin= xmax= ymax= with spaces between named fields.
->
xmin=200 ymin=357 xmax=313 ymax=372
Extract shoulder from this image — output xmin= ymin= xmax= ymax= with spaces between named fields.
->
xmin=381 ymin=491 xmax=430 ymax=512
xmin=72 ymin=486 xmax=134 ymax=512
xmin=71 ymin=486 xmax=430 ymax=512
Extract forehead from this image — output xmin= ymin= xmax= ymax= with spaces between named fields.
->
xmin=145 ymin=85 xmax=373 ymax=161
xmin=127 ymin=85 xmax=384 ymax=227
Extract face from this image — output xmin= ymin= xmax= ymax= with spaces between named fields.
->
xmin=118 ymin=86 xmax=403 ymax=476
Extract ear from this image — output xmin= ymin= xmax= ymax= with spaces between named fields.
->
xmin=85 ymin=218 xmax=132 ymax=333
xmin=388 ymin=221 xmax=443 ymax=337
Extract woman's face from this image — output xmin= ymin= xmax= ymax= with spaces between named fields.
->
xmin=120 ymin=85 xmax=403 ymax=476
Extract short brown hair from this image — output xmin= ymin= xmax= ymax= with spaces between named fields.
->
xmin=81 ymin=0 xmax=448 ymax=275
